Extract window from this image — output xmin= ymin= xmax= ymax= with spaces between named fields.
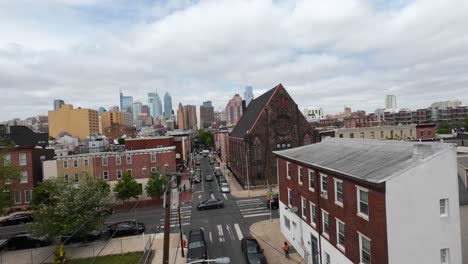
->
xmin=325 ymin=252 xmax=330 ymax=264
xmin=14 ymin=191 xmax=21 ymax=204
xmin=3 ymin=154 xmax=11 ymax=165
xmin=286 ymin=143 xmax=291 ymax=148
xmin=310 ymin=202 xmax=316 ymax=227
xmin=339 ymin=134 xmax=343 ymax=138
xmin=441 ymin=248 xmax=450 ymax=264
xmin=380 ymin=131 xmax=384 ymax=138
xmin=103 ymin=171 xmax=109 ymax=180
xmin=336 ymin=219 xmax=345 ymax=251
xmin=25 ymin=190 xmax=32 ymax=203
xmin=350 ymin=133 xmax=354 ymax=138
xmin=320 ymin=173 xmax=328 ymax=198
xmin=151 ymin=153 xmax=156 ymax=163
xmin=63 ymin=160 xmax=68 ymax=169
xmin=284 ymin=216 xmax=291 ymax=231
xmin=64 ymin=174 xmax=69 ymax=182
xmin=322 ymin=210 xmax=330 ymax=238
xmin=360 ymin=132 xmax=364 ymax=139
xmin=74 ymin=173 xmax=79 ymax=182
xmin=359 ymin=233 xmax=371 ymax=264
xmin=287 ymin=188 xmax=292 ymax=207
xmin=410 ymin=129 xmax=413 ymax=137
xmin=20 ymin=171 xmax=28 ymax=183
xmin=276 ymin=144 xmax=281 ymax=149
xmin=370 ymin=132 xmax=375 ymax=139
xmin=19 ymin=153 xmax=27 ymax=166
xmin=440 ymin=199 xmax=449 ymax=217
xmin=390 ymin=130 xmax=394 ymax=138
xmin=151 ymin=167 xmax=157 ymax=172
xmin=115 ymin=156 xmax=121 ymax=165
xmin=117 ymin=170 xmax=122 ymax=179
xmin=286 ymin=162 xmax=291 ymax=179
xmin=5 ymin=177 xmax=11 ymax=184
xmin=334 ymin=179 xmax=343 ymax=207
xmin=308 ymin=169 xmax=315 ymax=191
xmin=301 ymin=197 xmax=307 ymax=220
xmin=102 ymin=157 xmax=108 ymax=166
xmin=357 ymin=186 xmax=369 ymax=219
xmin=84 ymin=159 xmax=89 ymax=168
xmin=298 ymin=166 xmax=303 ymax=185
xmin=420 ymin=130 xmax=424 ymax=137
xmin=127 ymin=169 xmax=132 ymax=175
xmin=400 ymin=130 xmax=403 ymax=137
xmin=428 ymin=130 xmax=431 ymax=136
xmin=126 ymin=155 xmax=132 ymax=165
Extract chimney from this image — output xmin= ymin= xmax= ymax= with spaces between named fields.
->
xmin=241 ymin=100 xmax=247 ymax=112
xmin=412 ymin=144 xmax=431 ymax=160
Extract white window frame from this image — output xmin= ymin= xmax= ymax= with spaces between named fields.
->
xmin=287 ymin=188 xmax=292 ymax=207
xmin=360 ymin=132 xmax=365 ymax=139
xmin=308 ymin=169 xmax=315 ymax=192
xmin=117 ymin=170 xmax=122 ymax=179
xmin=336 ymin=218 xmax=346 ymax=252
xmin=25 ymin=190 xmax=32 ymax=204
xmin=322 ymin=209 xmax=330 ymax=239
xmin=73 ymin=159 xmax=78 ymax=168
xmin=19 ymin=153 xmax=27 ymax=166
xmin=325 ymin=252 xmax=330 ymax=264
xmin=63 ymin=160 xmax=68 ymax=169
xmin=151 ymin=153 xmax=156 ymax=163
xmin=126 ymin=155 xmax=132 ymax=165
xmin=284 ymin=215 xmax=291 ymax=231
xmin=334 ymin=178 xmax=344 ymax=207
xmin=357 ymin=186 xmax=369 ymax=220
xmin=14 ymin=191 xmax=21 ymax=204
xmin=151 ymin=167 xmax=157 ymax=172
xmin=4 ymin=176 xmax=11 ymax=184
xmin=20 ymin=171 xmax=28 ymax=183
xmin=310 ymin=202 xmax=316 ymax=228
xmin=3 ymin=154 xmax=11 ymax=165
xmin=320 ymin=173 xmax=328 ymax=198
xmin=441 ymin=248 xmax=450 ymax=264
xmin=103 ymin=171 xmax=109 ymax=180
xmin=84 ymin=159 xmax=89 ymax=168
xmin=102 ymin=157 xmax=108 ymax=166
xmin=115 ymin=156 xmax=121 ymax=165
xmin=440 ymin=198 xmax=449 ymax=217
xmin=301 ymin=196 xmax=307 ymax=220
xmin=358 ymin=232 xmax=371 ymax=264
xmin=298 ymin=166 xmax=303 ymax=185
xmin=286 ymin=162 xmax=291 ymax=179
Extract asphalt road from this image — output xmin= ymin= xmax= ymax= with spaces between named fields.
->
xmin=189 ymin=154 xmax=279 ymax=264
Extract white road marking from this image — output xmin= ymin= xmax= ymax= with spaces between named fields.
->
xmin=209 ymin=232 xmax=213 ymax=243
xmin=240 ymin=208 xmax=269 ymax=212
xmin=236 ymin=203 xmax=263 ymax=207
xmin=223 ymin=193 xmax=228 ymax=200
xmin=193 ymin=191 xmax=204 ymax=194
xmin=243 ymin=213 xmax=271 ymax=218
xmin=217 ymin=225 xmax=225 ymax=242
xmin=236 ymin=199 xmax=262 ymax=203
xmin=226 ymin=224 xmax=235 ymax=240
xmin=160 ymin=223 xmax=190 ymax=228
xmin=234 ymin=223 xmax=243 ymax=240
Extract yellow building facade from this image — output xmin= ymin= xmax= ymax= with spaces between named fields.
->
xmin=101 ymin=111 xmax=125 ymax=130
xmin=56 ymin=155 xmax=95 ymax=182
xmin=48 ymin=104 xmax=99 ymax=141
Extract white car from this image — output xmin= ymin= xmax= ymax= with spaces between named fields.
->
xmin=220 ymin=183 xmax=230 ymax=193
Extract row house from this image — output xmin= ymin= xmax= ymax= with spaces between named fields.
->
xmin=275 ymin=138 xmax=461 ymax=264
xmin=336 ymin=123 xmax=436 ymax=141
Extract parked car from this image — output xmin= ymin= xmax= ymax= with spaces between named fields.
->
xmin=205 ymin=174 xmax=214 ymax=181
xmin=105 ymin=221 xmax=145 ymax=238
xmin=266 ymin=194 xmax=279 ymax=210
xmin=220 ymin=183 xmax=230 ymax=193
xmin=5 ymin=233 xmax=52 ymax=251
xmin=93 ymin=207 xmax=115 ymax=216
xmin=61 ymin=230 xmax=102 ymax=244
xmin=241 ymin=237 xmax=267 ymax=264
xmin=213 ymin=167 xmax=222 ymax=177
xmin=193 ymin=176 xmax=201 ymax=183
xmin=0 ymin=213 xmax=33 ymax=226
xmin=197 ymin=198 xmax=224 ymax=210
xmin=218 ymin=176 xmax=227 ymax=184
xmin=0 ymin=239 xmax=8 ymax=251
xmin=186 ymin=228 xmax=208 ymax=263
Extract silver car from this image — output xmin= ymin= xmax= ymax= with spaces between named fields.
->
xmin=220 ymin=182 xmax=230 ymax=193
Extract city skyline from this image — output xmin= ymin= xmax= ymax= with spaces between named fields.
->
xmin=1 ymin=1 xmax=468 ymax=120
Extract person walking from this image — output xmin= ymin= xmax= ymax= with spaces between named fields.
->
xmin=282 ymin=241 xmax=290 ymax=259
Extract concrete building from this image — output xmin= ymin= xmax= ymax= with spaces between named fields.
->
xmin=432 ymin=100 xmax=463 ymax=109
xmin=336 ymin=123 xmax=436 ymax=141
xmin=275 ymin=138 xmax=462 ymax=264
xmin=48 ymin=104 xmax=99 ymax=141
xmin=458 ymin=156 xmax=468 ymax=264
xmin=184 ymin=105 xmax=197 ymax=131
xmin=120 ymin=91 xmax=133 ymax=114
xmin=385 ymin=95 xmax=397 ymax=109
xmin=133 ymin=101 xmax=142 ymax=120
xmin=200 ymin=101 xmax=214 ymax=129
xmin=53 ymin=99 xmax=64 ymax=110
xmin=177 ymin=103 xmax=186 ymax=130
xmin=244 ymin=86 xmax=254 ymax=106
xmin=304 ymin=107 xmax=324 ymax=123
xmin=225 ymin=94 xmax=243 ymax=126
xmin=87 ymin=133 xmax=109 ymax=153
xmin=164 ymin=92 xmax=173 ymax=120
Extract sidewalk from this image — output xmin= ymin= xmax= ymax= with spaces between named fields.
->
xmin=152 ymin=233 xmax=186 ymax=264
xmin=250 ymin=219 xmax=305 ymax=264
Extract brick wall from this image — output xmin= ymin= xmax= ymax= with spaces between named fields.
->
xmin=125 ymin=137 xmax=174 ymax=150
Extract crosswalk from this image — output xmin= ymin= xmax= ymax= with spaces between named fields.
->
xmin=158 ymin=204 xmax=192 ymax=230
xmin=203 ymin=223 xmax=244 ymax=243
xmin=236 ymin=198 xmax=271 ymax=218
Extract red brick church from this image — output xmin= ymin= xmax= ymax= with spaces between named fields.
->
xmin=228 ymin=83 xmax=313 ymax=187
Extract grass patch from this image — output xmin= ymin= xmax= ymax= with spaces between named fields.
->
xmin=69 ymin=252 xmax=144 ymax=264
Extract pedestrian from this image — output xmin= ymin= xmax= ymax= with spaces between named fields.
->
xmin=183 ymin=184 xmax=186 ymax=192
xmin=282 ymin=241 xmax=290 ymax=259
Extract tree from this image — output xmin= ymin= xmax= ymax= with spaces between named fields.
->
xmin=463 ymin=117 xmax=468 ymax=132
xmin=196 ymin=129 xmax=213 ymax=148
xmin=437 ymin=121 xmax=451 ymax=134
xmin=0 ymin=136 xmax=20 ymax=212
xmin=117 ymin=138 xmax=125 ymax=145
xmin=30 ymin=176 xmax=111 ymax=239
xmin=113 ymin=172 xmax=140 ymax=202
xmin=145 ymin=170 xmax=166 ymax=198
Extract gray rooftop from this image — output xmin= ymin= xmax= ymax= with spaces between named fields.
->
xmin=458 ymin=156 xmax=468 ymax=168
xmin=274 ymin=138 xmax=454 ymax=184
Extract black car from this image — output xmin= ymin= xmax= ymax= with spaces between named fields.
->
xmin=218 ymin=176 xmax=227 ymax=184
xmin=197 ymin=198 xmax=224 ymax=210
xmin=205 ymin=174 xmax=214 ymax=181
xmin=61 ymin=230 xmax=102 ymax=244
xmin=0 ymin=213 xmax=33 ymax=226
xmin=241 ymin=237 xmax=267 ymax=264
xmin=266 ymin=194 xmax=279 ymax=210
xmin=186 ymin=228 xmax=208 ymax=263
xmin=5 ymin=233 xmax=52 ymax=251
xmin=105 ymin=221 xmax=145 ymax=238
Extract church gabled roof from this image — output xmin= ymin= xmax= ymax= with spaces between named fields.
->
xmin=230 ymin=84 xmax=282 ymax=139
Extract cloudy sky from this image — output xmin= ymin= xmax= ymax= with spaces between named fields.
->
xmin=1 ymin=0 xmax=468 ymax=121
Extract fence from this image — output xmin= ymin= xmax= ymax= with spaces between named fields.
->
xmin=138 ymin=234 xmax=155 ymax=264
xmin=0 ymin=234 xmax=151 ymax=264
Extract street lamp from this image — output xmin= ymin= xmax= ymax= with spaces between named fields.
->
xmin=187 ymin=257 xmax=230 ymax=264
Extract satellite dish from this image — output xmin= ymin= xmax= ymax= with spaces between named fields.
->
xmin=290 ymin=207 xmax=298 ymax=214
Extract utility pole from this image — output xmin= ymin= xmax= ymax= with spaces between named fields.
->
xmin=245 ymin=148 xmax=250 ymax=197
xmin=178 ymin=204 xmax=184 ymax=258
xmin=163 ymin=165 xmax=171 ymax=264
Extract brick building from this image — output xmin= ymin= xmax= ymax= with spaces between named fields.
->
xmin=336 ymin=123 xmax=436 ymax=141
xmin=228 ymin=84 xmax=313 ymax=186
xmin=274 ymin=138 xmax=462 ymax=264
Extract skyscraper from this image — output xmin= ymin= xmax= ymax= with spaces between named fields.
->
xmin=120 ymin=91 xmax=133 ymax=113
xmin=163 ymin=92 xmax=173 ymax=119
xmin=177 ymin=103 xmax=186 ymax=130
xmin=184 ymin=105 xmax=197 ymax=131
xmin=226 ymin=94 xmax=243 ymax=126
xmin=385 ymin=95 xmax=397 ymax=109
xmin=54 ymin=99 xmax=65 ymax=110
xmin=200 ymin=101 xmax=214 ymax=129
xmin=133 ymin=101 xmax=142 ymax=119
xmin=244 ymin=86 xmax=254 ymax=106
xmin=148 ymin=92 xmax=163 ymax=119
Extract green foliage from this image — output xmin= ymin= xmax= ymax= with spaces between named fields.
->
xmin=113 ymin=172 xmax=140 ymax=202
xmin=196 ymin=129 xmax=213 ymax=147
xmin=117 ymin=138 xmax=125 ymax=145
xmin=145 ymin=170 xmax=166 ymax=198
xmin=0 ymin=135 xmax=21 ymax=212
xmin=69 ymin=252 xmax=143 ymax=264
xmin=463 ymin=117 xmax=468 ymax=131
xmin=30 ymin=176 xmax=111 ymax=239
xmin=0 ymin=184 xmax=10 ymax=213
xmin=437 ymin=121 xmax=451 ymax=134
